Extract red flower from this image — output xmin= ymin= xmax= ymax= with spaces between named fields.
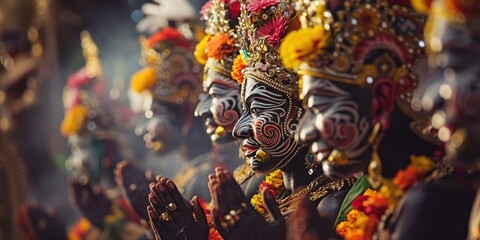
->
xmin=247 ymin=0 xmax=279 ymax=13
xmin=257 ymin=17 xmax=288 ymax=46
xmin=148 ymin=27 xmax=189 ymax=48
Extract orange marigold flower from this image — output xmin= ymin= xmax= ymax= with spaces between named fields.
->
xmin=207 ymin=33 xmax=235 ymax=60
xmin=393 ymin=165 xmax=422 ymax=190
xmin=232 ymin=54 xmax=246 ymax=84
xmin=336 ymin=221 xmax=349 ymax=237
xmin=130 ymin=66 xmax=157 ymax=93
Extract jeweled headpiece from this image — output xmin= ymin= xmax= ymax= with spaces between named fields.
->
xmin=130 ymin=27 xmax=202 ymax=105
xmin=195 ymin=0 xmax=241 ymax=80
xmin=61 ymin=32 xmax=111 ymax=137
xmin=236 ymin=0 xmax=299 ymax=96
xmin=281 ymin=0 xmax=426 ymax=119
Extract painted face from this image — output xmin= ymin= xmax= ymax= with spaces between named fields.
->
xmin=297 ymin=75 xmax=372 ymax=177
xmin=194 ymin=68 xmax=241 ymax=143
xmin=136 ymin=99 xmax=181 ymax=154
xmin=233 ymin=78 xmax=305 ymax=173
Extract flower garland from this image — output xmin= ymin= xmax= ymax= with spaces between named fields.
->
xmin=231 ymin=54 xmax=246 ymax=84
xmin=335 ymin=155 xmax=435 ymax=240
xmin=250 ymin=169 xmax=285 ymax=216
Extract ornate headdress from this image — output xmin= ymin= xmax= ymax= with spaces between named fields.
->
xmin=61 ymin=31 xmax=111 ymax=137
xmin=281 ymin=0 xmax=426 ymax=120
xmin=195 ymin=0 xmax=241 ymax=80
xmin=130 ymin=28 xmax=202 ymax=106
xmin=236 ymin=0 xmax=299 ymax=96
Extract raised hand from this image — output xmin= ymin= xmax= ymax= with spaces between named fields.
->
xmin=115 ymin=160 xmax=155 ymax=220
xmin=147 ymin=176 xmax=209 ymax=240
xmin=68 ymin=178 xmax=113 ymax=230
xmin=16 ymin=202 xmax=67 ymax=240
xmin=208 ymin=167 xmax=285 ymax=240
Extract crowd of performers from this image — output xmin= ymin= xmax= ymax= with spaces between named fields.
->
xmin=2 ymin=0 xmax=480 ymax=239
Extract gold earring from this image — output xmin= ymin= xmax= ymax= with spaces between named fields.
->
xmin=367 ymin=122 xmax=383 ymax=189
xmin=327 ymin=149 xmax=349 ymax=165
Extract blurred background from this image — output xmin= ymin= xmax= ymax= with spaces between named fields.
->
xmin=0 ymin=0 xmax=207 ymax=238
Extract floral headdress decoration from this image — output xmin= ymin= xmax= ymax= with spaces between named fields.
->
xmin=130 ymin=27 xmax=202 ymax=106
xmin=61 ymin=31 xmax=111 ymax=137
xmin=194 ymin=0 xmax=242 ymax=83
xmin=236 ymin=0 xmax=299 ymax=96
xmin=280 ymin=0 xmax=427 ymax=122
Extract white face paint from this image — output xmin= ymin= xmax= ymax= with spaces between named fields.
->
xmin=233 ymin=78 xmax=305 ymax=173
xmin=297 ymin=75 xmax=371 ymax=176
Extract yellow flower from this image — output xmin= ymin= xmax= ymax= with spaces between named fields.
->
xmin=336 ymin=221 xmax=349 ymax=237
xmin=194 ymin=35 xmax=211 ymax=65
xmin=280 ymin=26 xmax=330 ymax=69
xmin=264 ymin=169 xmax=284 ymax=189
xmin=411 ymin=0 xmax=433 ymax=14
xmin=379 ymin=180 xmax=404 ymax=206
xmin=410 ymin=155 xmax=434 ymax=174
xmin=250 ymin=193 xmax=266 ymax=215
xmin=130 ymin=66 xmax=157 ymax=93
xmin=61 ymin=105 xmax=88 ymax=136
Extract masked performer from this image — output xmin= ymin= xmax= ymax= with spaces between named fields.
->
xmin=197 ymin=0 xmax=355 ymax=239
xmin=282 ymin=0 xmax=449 ymax=239
xmin=389 ymin=0 xmax=480 ymax=239
xmin=61 ymin=31 xmax=131 ymax=189
xmin=194 ymin=0 xmax=265 ymax=200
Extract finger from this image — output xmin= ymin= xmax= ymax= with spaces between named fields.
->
xmin=147 ymin=206 xmax=166 ymax=240
xmin=156 ymin=182 xmax=186 ymax=226
xmin=211 ymin=208 xmax=229 ymax=237
xmin=148 ymin=192 xmax=176 ymax=232
xmin=261 ymin=188 xmax=283 ymax=222
xmin=191 ymin=195 xmax=208 ymax=225
xmin=166 ymin=180 xmax=190 ymax=217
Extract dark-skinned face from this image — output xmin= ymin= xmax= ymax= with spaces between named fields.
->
xmin=233 ymin=78 xmax=305 ymax=173
xmin=194 ymin=68 xmax=241 ymax=144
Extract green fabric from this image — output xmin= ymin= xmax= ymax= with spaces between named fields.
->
xmin=334 ymin=175 xmax=371 ymax=227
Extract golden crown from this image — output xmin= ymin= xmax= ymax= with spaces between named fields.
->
xmin=196 ymin=0 xmax=241 ymax=80
xmin=281 ymin=0 xmax=426 ymax=117
xmin=81 ymin=31 xmax=103 ymax=78
xmin=132 ymin=29 xmax=202 ymax=105
xmin=236 ymin=0 xmax=298 ymax=96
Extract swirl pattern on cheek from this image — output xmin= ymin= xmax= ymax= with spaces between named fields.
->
xmin=211 ymin=90 xmax=241 ymax=130
xmin=321 ymin=100 xmax=370 ymax=158
xmin=308 ymin=79 xmax=370 ymax=158
xmin=249 ymin=86 xmax=299 ymax=159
